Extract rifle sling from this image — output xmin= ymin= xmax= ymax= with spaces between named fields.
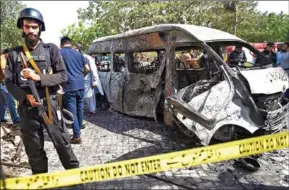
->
xmin=23 ymin=44 xmax=53 ymax=125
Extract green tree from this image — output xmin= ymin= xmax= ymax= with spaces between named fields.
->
xmin=61 ymin=21 xmax=110 ymax=51
xmin=0 ymin=0 xmax=25 ymax=50
xmin=62 ymin=0 xmax=289 ymax=50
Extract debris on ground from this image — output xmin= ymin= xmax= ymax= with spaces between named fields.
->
xmin=0 ymin=123 xmax=30 ymax=177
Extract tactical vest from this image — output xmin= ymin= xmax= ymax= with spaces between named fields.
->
xmin=10 ymin=43 xmax=58 ymax=97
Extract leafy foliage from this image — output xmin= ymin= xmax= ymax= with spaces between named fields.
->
xmin=0 ymin=0 xmax=25 ymax=50
xmin=61 ymin=0 xmax=289 ymax=52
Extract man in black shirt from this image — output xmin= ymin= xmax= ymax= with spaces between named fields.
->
xmin=261 ymin=42 xmax=276 ymax=66
xmin=5 ymin=8 xmax=81 ymax=182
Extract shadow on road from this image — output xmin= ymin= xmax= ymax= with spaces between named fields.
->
xmin=84 ymin=110 xmax=199 ymax=149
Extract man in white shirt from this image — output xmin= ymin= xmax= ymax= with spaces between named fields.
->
xmin=75 ymin=43 xmax=104 ymax=116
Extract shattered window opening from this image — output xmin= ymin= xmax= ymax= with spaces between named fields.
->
xmin=113 ymin=52 xmax=126 ymax=72
xmin=174 ymin=45 xmax=222 ymax=90
xmin=207 ymin=41 xmax=272 ymax=69
xmin=129 ymin=50 xmax=165 ymax=74
xmin=95 ymin=53 xmax=111 ymax=72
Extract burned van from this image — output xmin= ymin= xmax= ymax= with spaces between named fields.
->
xmin=88 ymin=24 xmax=289 ymax=145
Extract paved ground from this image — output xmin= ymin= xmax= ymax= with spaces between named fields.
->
xmin=2 ymin=110 xmax=289 ymax=189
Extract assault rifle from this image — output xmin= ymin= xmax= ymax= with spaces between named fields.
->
xmin=19 ymin=52 xmax=53 ymax=126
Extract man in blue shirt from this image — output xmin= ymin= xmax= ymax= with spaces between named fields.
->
xmin=60 ymin=36 xmax=89 ymax=144
xmin=276 ymin=43 xmax=288 ymax=66
xmin=280 ymin=42 xmax=289 ymax=75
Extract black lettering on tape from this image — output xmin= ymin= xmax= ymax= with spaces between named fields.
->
xmin=81 ymin=168 xmax=112 ymax=182
xmin=284 ymin=135 xmax=289 ymax=146
xmin=34 ymin=176 xmax=39 ymax=183
xmin=112 ymin=166 xmax=118 ymax=177
xmin=265 ymin=138 xmax=276 ymax=149
xmin=181 ymin=153 xmax=190 ymax=167
xmin=105 ymin=167 xmax=111 ymax=178
xmin=100 ymin=168 xmax=106 ymax=179
xmin=276 ymin=136 xmax=286 ymax=147
xmin=257 ymin=140 xmax=264 ymax=151
xmin=266 ymin=139 xmax=270 ymax=149
xmin=248 ymin=142 xmax=253 ymax=153
xmin=202 ymin=149 xmax=214 ymax=162
xmin=270 ymin=138 xmax=275 ymax=148
xmin=125 ymin=162 xmax=139 ymax=175
xmin=156 ymin=159 xmax=161 ymax=170
xmin=141 ymin=159 xmax=161 ymax=173
xmin=93 ymin=169 xmax=98 ymax=180
xmin=118 ymin=165 xmax=123 ymax=176
xmin=239 ymin=144 xmax=244 ymax=154
xmin=239 ymin=140 xmax=265 ymax=155
xmin=80 ymin=170 xmax=87 ymax=182
xmin=88 ymin=170 xmax=94 ymax=180
xmin=35 ymin=175 xmax=59 ymax=189
xmin=112 ymin=165 xmax=123 ymax=177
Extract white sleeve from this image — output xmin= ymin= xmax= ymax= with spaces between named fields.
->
xmin=87 ymin=55 xmax=100 ymax=86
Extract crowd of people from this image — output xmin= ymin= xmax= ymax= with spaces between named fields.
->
xmin=227 ymin=42 xmax=289 ymax=70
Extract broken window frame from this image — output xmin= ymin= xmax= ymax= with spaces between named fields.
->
xmin=168 ymin=42 xmax=234 ymax=127
xmin=128 ymin=49 xmax=166 ymax=74
xmin=95 ymin=53 xmax=112 ymax=72
xmin=112 ymin=51 xmax=126 ymax=73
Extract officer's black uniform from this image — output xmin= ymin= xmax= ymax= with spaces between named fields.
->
xmin=5 ymin=8 xmax=80 ymax=175
xmin=261 ymin=45 xmax=276 ymax=66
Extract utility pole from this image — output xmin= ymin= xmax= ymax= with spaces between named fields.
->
xmin=233 ymin=2 xmax=238 ymax=36
xmin=223 ymin=1 xmax=238 ymax=36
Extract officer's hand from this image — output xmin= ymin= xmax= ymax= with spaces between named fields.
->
xmin=26 ymin=94 xmax=41 ymax=107
xmin=23 ymin=68 xmax=40 ymax=81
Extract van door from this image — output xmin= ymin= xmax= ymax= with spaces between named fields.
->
xmin=109 ymin=52 xmax=126 ymax=112
xmin=122 ymin=50 xmax=166 ymax=118
xmin=95 ymin=53 xmax=112 ymax=103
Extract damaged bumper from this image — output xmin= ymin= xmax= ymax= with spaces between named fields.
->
xmin=263 ymin=103 xmax=289 ymax=132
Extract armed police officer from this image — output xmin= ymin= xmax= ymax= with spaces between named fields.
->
xmin=5 ymin=8 xmax=81 ymax=177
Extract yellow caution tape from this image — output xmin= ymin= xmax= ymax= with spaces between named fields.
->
xmin=1 ymin=131 xmax=288 ymax=189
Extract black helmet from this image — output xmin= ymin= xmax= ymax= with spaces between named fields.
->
xmin=17 ymin=8 xmax=45 ymax=31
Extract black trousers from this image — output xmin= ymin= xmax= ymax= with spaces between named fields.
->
xmin=18 ymin=96 xmax=79 ymax=174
